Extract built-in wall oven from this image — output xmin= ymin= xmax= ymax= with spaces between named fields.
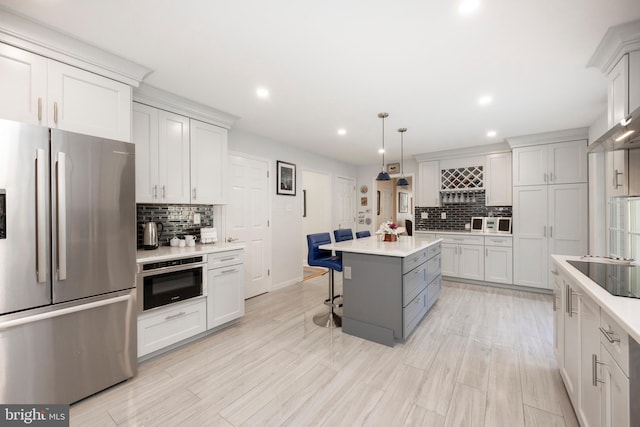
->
xmin=136 ymin=256 xmax=207 ymax=312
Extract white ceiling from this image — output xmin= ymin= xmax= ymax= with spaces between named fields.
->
xmin=2 ymin=0 xmax=640 ymax=165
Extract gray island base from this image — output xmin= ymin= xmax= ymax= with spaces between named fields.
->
xmin=320 ymin=237 xmax=442 ymax=347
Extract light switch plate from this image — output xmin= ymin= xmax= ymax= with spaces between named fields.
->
xmin=193 ymin=213 xmax=201 ymax=224
xmin=441 ymin=212 xmax=446 ymax=219
xmin=421 ymin=212 xmax=428 ymax=219
xmin=344 ymin=266 xmax=352 ymax=280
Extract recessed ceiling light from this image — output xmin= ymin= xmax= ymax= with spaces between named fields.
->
xmin=256 ymin=87 xmax=269 ymax=99
xmin=337 ymin=128 xmax=347 ymax=136
xmin=378 ymin=148 xmax=385 ymax=154
xmin=459 ymin=0 xmax=480 ymax=14
xmin=487 ymin=130 xmax=497 ymax=137
xmin=478 ymin=95 xmax=493 ymax=106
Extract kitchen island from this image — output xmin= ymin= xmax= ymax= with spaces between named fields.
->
xmin=320 ymin=236 xmax=442 ymax=346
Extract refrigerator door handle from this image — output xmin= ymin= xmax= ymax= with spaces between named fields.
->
xmin=36 ymin=149 xmax=47 ymax=283
xmin=56 ymin=152 xmax=67 ymax=280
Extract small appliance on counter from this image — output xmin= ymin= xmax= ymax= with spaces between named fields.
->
xmin=484 ymin=217 xmax=511 ymax=234
xmin=142 ymin=220 xmax=163 ymax=250
xmin=471 ymin=217 xmax=484 ymax=232
xmin=200 ymin=227 xmax=217 ymax=244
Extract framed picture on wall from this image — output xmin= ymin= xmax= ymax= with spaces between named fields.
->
xmin=276 ymin=160 xmax=296 ymax=196
xmin=399 ymin=192 xmax=409 ymax=213
xmin=387 ymin=162 xmax=400 ymax=174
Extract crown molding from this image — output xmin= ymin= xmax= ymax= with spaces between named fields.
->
xmin=506 ymin=127 xmax=589 ymax=148
xmin=0 ymin=6 xmax=151 ymax=86
xmin=587 ymin=19 xmax=640 ymax=73
xmin=134 ymin=84 xmax=239 ymax=129
xmin=413 ymin=141 xmax=510 ymax=162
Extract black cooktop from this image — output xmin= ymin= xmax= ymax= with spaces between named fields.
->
xmin=567 ymin=260 xmax=640 ymax=299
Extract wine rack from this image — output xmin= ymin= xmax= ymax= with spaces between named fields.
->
xmin=440 ymin=166 xmax=484 ymax=191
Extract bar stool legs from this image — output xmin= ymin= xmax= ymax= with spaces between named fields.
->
xmin=313 ymin=269 xmax=342 ymax=328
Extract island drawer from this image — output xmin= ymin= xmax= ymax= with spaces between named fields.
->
xmin=403 ymin=287 xmax=429 ymax=339
xmin=402 ymin=249 xmax=428 ymax=274
xmin=403 ymin=264 xmax=428 ymax=307
xmin=426 ymin=254 xmax=441 ymax=283
xmin=600 ymin=310 xmax=630 ymax=376
xmin=427 ymin=275 xmax=442 ymax=311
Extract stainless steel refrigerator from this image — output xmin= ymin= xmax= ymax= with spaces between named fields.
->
xmin=0 ymin=119 xmax=137 ymax=404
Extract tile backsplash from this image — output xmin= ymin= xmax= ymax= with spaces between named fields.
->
xmin=414 ymin=192 xmax=512 ymax=231
xmin=137 ymin=203 xmax=214 ymax=248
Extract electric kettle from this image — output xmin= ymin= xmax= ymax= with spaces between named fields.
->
xmin=142 ymin=221 xmax=163 ymax=249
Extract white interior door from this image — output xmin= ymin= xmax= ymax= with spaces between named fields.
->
xmin=302 ymin=170 xmax=330 ymax=264
xmin=226 ymin=154 xmax=271 ymax=299
xmin=377 ymin=180 xmax=394 ymax=229
xmin=335 ymin=176 xmax=356 ymax=231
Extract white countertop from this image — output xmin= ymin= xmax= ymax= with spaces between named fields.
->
xmin=415 ymin=230 xmax=512 ymax=237
xmin=136 ymin=242 xmax=245 ymax=263
xmin=552 ymin=255 xmax=640 ymax=344
xmin=320 ymin=236 xmax=442 ymax=258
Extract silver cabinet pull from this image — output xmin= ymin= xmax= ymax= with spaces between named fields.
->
xmin=550 ymin=226 xmax=553 ymax=238
xmin=221 ymin=268 xmax=237 ymax=274
xmin=165 ymin=311 xmax=186 ymax=321
xmin=219 ymin=257 xmax=235 ymax=262
xmin=544 ymin=172 xmax=548 ymax=182
xmin=614 ymin=169 xmax=623 ymax=188
xmin=599 ymin=327 xmax=620 ymax=343
xmin=553 ymin=294 xmax=557 ymax=311
xmin=53 ymin=102 xmax=58 ymax=124
xmin=592 ymin=354 xmax=605 ymax=386
xmin=162 ymin=185 xmax=166 ymax=198
xmin=543 ymin=226 xmax=546 ymax=237
xmin=549 ymin=172 xmax=554 ymax=182
xmin=153 ymin=185 xmax=158 ymax=199
xmin=37 ymin=97 xmax=42 ymax=121
xmin=35 ymin=149 xmax=47 ymax=283
xmin=485 ymin=248 xmax=488 ymax=257
xmin=56 ymin=152 xmax=67 ymax=280
xmin=193 ymin=188 xmax=197 ymax=200
xmin=565 ymin=284 xmax=570 ymax=315
xmin=551 ymin=269 xmax=559 ymax=276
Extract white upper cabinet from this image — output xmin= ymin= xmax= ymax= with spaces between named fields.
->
xmin=47 ymin=60 xmax=132 ymax=142
xmin=485 ymin=152 xmax=512 ymax=206
xmin=608 ymin=54 xmax=629 ymax=128
xmin=133 ymin=103 xmax=190 ymax=203
xmin=0 ymin=42 xmax=132 ymax=141
xmin=0 ymin=43 xmax=47 ymax=125
xmin=418 ymin=161 xmax=440 ymax=207
xmin=513 ymin=141 xmax=587 ymax=186
xmin=190 ymin=119 xmax=228 ymax=204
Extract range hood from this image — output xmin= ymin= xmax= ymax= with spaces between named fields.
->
xmin=588 ymin=104 xmax=640 ymax=153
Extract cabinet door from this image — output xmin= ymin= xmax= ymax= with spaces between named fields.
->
xmin=600 ymin=345 xmax=630 ymax=427
xmin=513 ymin=185 xmax=549 ymax=288
xmin=440 ymin=243 xmax=458 ymax=277
xmin=133 ymin=103 xmax=159 ymax=203
xmin=606 ymin=150 xmax=628 ymax=197
xmin=551 ymin=270 xmax=564 ymax=364
xmin=547 ymin=140 xmax=587 ymax=184
xmin=485 ymin=152 xmax=512 ymax=206
xmin=484 ymin=245 xmax=512 ymax=284
xmin=418 ymin=161 xmax=440 ymax=207
xmin=458 ymin=244 xmax=484 ymax=280
xmin=47 ymin=60 xmax=132 ymax=142
xmin=190 ymin=119 xmax=228 ymax=204
xmin=562 ymin=283 xmax=580 ymax=405
xmin=157 ymin=110 xmax=190 ymax=203
xmin=207 ymin=265 xmax=245 ymax=329
xmin=512 ymin=145 xmax=547 ymax=186
xmin=579 ymin=294 xmax=601 ymax=427
xmin=0 ymin=43 xmax=47 ymax=125
xmin=608 ymin=54 xmax=629 ymax=128
xmin=548 ymin=183 xmax=588 ymax=258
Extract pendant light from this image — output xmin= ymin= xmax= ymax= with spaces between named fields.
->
xmin=396 ymin=128 xmax=409 ymax=186
xmin=376 ymin=112 xmax=391 ymax=181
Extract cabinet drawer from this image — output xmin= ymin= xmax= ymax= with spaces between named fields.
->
xmin=138 ymin=297 xmax=207 ymax=357
xmin=484 ymin=236 xmax=513 ymax=247
xmin=600 ymin=310 xmax=630 ymax=376
xmin=426 ymin=243 xmax=441 ymax=259
xmin=403 ymin=264 xmax=428 ymax=307
xmin=403 ymin=287 xmax=429 ymax=339
xmin=208 ymin=250 xmax=243 ymax=269
xmin=436 ymin=233 xmax=484 ymax=245
xmin=426 ymin=254 xmax=441 ymax=283
xmin=403 ymin=249 xmax=427 ymax=274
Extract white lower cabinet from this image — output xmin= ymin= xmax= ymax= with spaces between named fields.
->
xmin=137 ymin=297 xmax=207 ymax=357
xmin=438 ymin=238 xmax=484 ymax=280
xmin=438 ymin=233 xmax=512 ymax=284
xmin=600 ymin=344 xmax=630 ymax=427
xmin=562 ymin=280 xmax=580 ymax=402
xmin=484 ymin=236 xmax=513 ymax=284
xmin=207 ymin=250 xmax=245 ymax=330
xmin=580 ymin=294 xmax=601 ymax=427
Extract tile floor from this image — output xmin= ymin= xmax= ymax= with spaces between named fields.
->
xmin=70 ymin=276 xmax=579 ymax=426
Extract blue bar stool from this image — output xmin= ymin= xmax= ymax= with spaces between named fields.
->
xmin=307 ymin=233 xmax=343 ymax=328
xmin=356 ymin=230 xmax=371 ymax=238
xmin=333 ymin=228 xmax=353 ymax=258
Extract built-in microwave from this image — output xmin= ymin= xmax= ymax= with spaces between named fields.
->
xmin=136 ymin=256 xmax=207 ymax=312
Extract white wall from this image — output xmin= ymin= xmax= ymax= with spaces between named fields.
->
xmin=228 ymin=129 xmax=355 ymax=290
xmin=302 ymin=170 xmax=330 ymax=263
